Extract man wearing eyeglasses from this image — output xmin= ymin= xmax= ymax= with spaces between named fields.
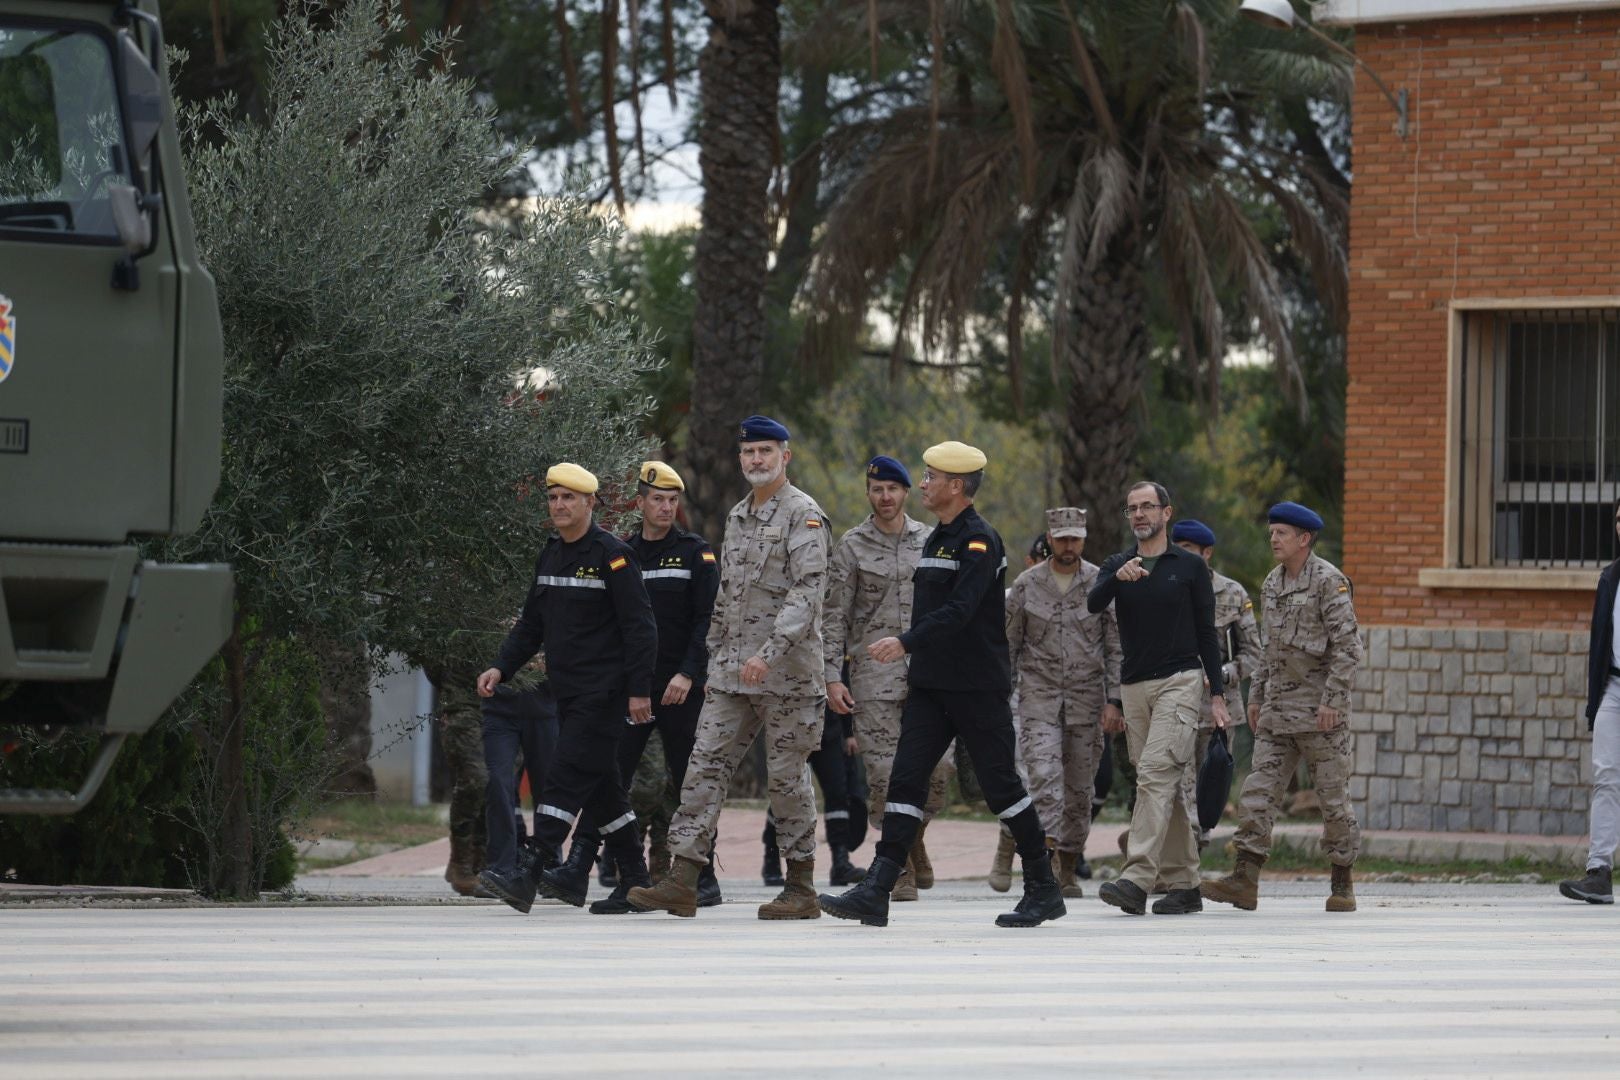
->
xmin=1088 ymin=481 xmax=1229 ymax=916
xmin=1558 ymin=498 xmax=1620 ymax=905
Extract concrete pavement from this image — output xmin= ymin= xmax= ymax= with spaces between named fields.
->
xmin=4 ymin=882 xmax=1617 ymax=1078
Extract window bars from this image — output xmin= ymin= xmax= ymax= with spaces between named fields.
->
xmin=1456 ymin=307 xmax=1620 ymax=568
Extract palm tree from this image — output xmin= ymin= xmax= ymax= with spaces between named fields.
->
xmin=685 ymin=0 xmax=784 ymax=537
xmin=802 ymin=0 xmax=1349 ymax=552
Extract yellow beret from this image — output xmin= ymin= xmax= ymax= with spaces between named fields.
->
xmin=638 ymin=460 xmax=685 ymax=492
xmin=922 ymin=441 xmax=988 ymax=474
xmin=544 ymin=462 xmax=598 ymax=494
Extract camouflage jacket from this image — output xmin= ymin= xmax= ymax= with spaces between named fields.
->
xmin=705 ymin=482 xmax=831 ymax=698
xmin=1200 ymin=569 xmax=1264 ymax=730
xmin=822 ymin=513 xmax=928 ymax=703
xmin=1006 ymin=559 xmax=1121 ymax=719
xmin=1250 ymin=553 xmax=1363 ymax=734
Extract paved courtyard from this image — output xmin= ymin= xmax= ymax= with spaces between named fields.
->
xmin=4 ymin=881 xmax=1616 ymax=1078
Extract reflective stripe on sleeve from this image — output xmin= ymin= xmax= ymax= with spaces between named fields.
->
xmin=641 ymin=569 xmax=694 ymax=580
xmin=917 ymin=558 xmax=959 ymax=571
xmin=823 ymin=810 xmax=850 ymax=821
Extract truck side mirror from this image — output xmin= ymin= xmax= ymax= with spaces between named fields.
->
xmin=108 ymin=182 xmax=151 ymax=252
xmin=116 ymin=28 xmax=162 ymax=193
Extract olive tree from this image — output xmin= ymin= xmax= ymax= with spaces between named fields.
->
xmin=164 ymin=2 xmax=656 ymax=896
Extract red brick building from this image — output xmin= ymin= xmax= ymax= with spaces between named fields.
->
xmin=1326 ymin=0 xmax=1620 ymax=834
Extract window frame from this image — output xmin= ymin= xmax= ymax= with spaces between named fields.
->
xmin=1432 ymin=298 xmax=1620 ymax=590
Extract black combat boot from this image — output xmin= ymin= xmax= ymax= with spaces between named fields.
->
xmin=697 ymin=858 xmax=723 ymax=907
xmin=996 ymin=851 xmax=1067 ymax=928
xmin=590 ymin=844 xmax=655 ymax=915
xmin=1151 ymin=887 xmax=1204 ymax=915
xmin=829 ymin=845 xmax=864 ymax=887
xmin=478 ymin=841 xmax=553 ymax=915
xmin=535 ymin=835 xmax=600 ymax=908
xmin=597 ymin=851 xmax=617 ymax=888
xmin=761 ymin=828 xmax=785 ymax=886
xmin=1099 ymin=878 xmax=1148 ymax=915
xmin=818 ymin=855 xmax=903 ymax=927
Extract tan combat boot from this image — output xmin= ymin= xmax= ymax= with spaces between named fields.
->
xmin=444 ymin=832 xmax=483 ymax=896
xmin=1055 ymin=851 xmax=1084 ymax=899
xmin=1326 ymin=862 xmax=1356 ymax=912
xmin=893 ymin=857 xmax=920 ymax=901
xmin=912 ymin=823 xmax=935 ymax=889
xmin=759 ymin=859 xmax=821 ymax=919
xmin=627 ymin=855 xmax=702 ymax=917
xmin=988 ymin=829 xmax=1016 ymax=893
xmin=1200 ymin=851 xmax=1263 ymax=911
xmin=649 ymin=841 xmax=672 ymax=882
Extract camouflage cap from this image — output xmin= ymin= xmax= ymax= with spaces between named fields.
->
xmin=1045 ymin=506 xmax=1087 ymax=539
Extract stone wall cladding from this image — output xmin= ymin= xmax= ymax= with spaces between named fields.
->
xmin=1351 ymin=625 xmax=1592 ymax=836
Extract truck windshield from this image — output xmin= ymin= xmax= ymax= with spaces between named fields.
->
xmin=0 ymin=22 xmax=126 ymax=241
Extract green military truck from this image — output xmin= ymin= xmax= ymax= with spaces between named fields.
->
xmin=0 ymin=0 xmax=230 ymax=812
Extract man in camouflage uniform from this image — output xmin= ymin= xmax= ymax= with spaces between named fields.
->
xmin=1203 ymin=501 xmax=1365 ymax=913
xmin=630 ymin=415 xmax=832 ymax=920
xmin=435 ymin=675 xmax=488 ymax=896
xmin=824 ymin=455 xmax=948 ymax=900
xmin=1169 ymin=520 xmax=1263 ymax=847
xmin=1006 ymin=507 xmax=1122 ymax=899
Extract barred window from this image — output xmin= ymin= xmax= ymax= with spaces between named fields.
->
xmin=1455 ymin=307 xmax=1620 ymax=568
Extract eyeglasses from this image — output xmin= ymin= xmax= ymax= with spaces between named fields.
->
xmin=1123 ymin=503 xmax=1164 ymax=516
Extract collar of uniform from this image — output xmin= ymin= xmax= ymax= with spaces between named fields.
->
xmin=938 ymin=506 xmax=979 ymax=537
xmin=1036 ymin=558 xmax=1089 ymax=592
xmin=739 ymin=485 xmax=789 ymax=523
xmin=1131 ymin=539 xmax=1191 ymax=564
xmin=1277 ymin=553 xmax=1320 ymax=595
xmin=857 ymin=513 xmax=924 ymax=540
xmin=560 ymin=522 xmax=604 ymax=550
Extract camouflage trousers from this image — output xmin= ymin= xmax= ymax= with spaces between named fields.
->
xmin=438 ymin=690 xmax=488 ymax=866
xmin=629 ymin=728 xmax=677 ymax=856
xmin=858 ymin=699 xmax=950 ymax=829
xmin=669 ymin=690 xmax=823 ymax=863
xmin=1018 ymin=695 xmax=1104 ymax=855
xmin=1233 ymin=726 xmax=1361 ymax=866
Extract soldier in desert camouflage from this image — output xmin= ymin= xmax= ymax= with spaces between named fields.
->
xmin=629 ymin=416 xmax=832 ymax=920
xmin=824 ymin=455 xmax=949 ymax=900
xmin=1203 ymin=502 xmax=1364 ymax=914
xmin=1168 ymin=519 xmax=1263 ymax=849
xmin=1005 ymin=507 xmax=1122 ymax=899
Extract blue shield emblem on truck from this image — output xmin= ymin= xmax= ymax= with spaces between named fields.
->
xmin=0 ymin=294 xmax=14 ymax=384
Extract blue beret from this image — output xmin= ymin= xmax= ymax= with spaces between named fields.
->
xmin=1268 ymin=501 xmax=1324 ymax=532
xmin=738 ymin=415 xmax=790 ymax=442
xmin=865 ymin=455 xmax=911 ymax=487
xmin=1171 ymin=519 xmax=1217 ymax=547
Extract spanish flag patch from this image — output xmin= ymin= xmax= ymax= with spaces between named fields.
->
xmin=609 ymin=556 xmax=629 ymax=572
xmin=1337 ymin=584 xmax=1349 ymax=593
xmin=701 ymin=550 xmax=717 ymax=564
xmin=806 ymin=518 xmax=822 ymax=529
xmin=967 ymin=540 xmax=989 ymax=554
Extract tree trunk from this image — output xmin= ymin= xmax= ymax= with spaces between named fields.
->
xmin=764 ymin=61 xmax=828 ymax=332
xmin=683 ymin=0 xmax=781 ymax=539
xmin=317 ymin=638 xmax=375 ymax=798
xmin=210 ymin=620 xmax=254 ymax=898
xmin=1059 ymin=249 xmax=1150 ymax=558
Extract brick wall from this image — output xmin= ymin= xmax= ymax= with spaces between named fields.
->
xmin=1342 ymin=11 xmax=1620 ymax=629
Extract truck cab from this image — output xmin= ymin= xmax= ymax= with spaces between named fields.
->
xmin=0 ymin=0 xmax=231 ymax=812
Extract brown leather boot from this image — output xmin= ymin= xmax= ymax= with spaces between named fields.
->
xmin=912 ymin=823 xmax=935 ymax=889
xmin=893 ymin=857 xmax=920 ymax=901
xmin=759 ymin=859 xmax=821 ymax=919
xmin=987 ymin=829 xmax=1015 ymax=892
xmin=1055 ymin=851 xmax=1084 ymax=899
xmin=1200 ymin=851 xmax=1263 ymax=911
xmin=1326 ymin=862 xmax=1356 ymax=912
xmin=444 ymin=830 xmax=482 ymax=896
xmin=627 ymin=855 xmax=702 ymax=917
